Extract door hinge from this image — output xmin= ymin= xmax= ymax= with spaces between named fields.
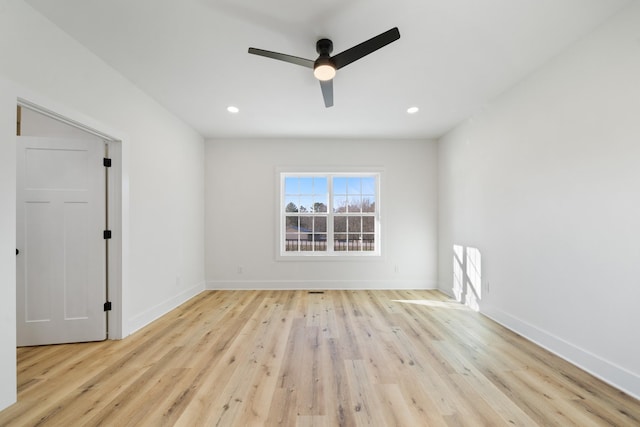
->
xmin=103 ymin=158 xmax=112 ymax=167
xmin=104 ymin=301 xmax=112 ymax=311
xmin=103 ymin=230 xmax=112 ymax=239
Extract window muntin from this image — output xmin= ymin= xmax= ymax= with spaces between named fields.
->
xmin=281 ymin=173 xmax=380 ymax=256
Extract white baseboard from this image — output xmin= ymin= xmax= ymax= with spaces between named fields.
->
xmin=126 ymin=281 xmax=206 ymax=335
xmin=436 ymin=286 xmax=454 ymax=298
xmin=206 ymin=279 xmax=437 ymax=290
xmin=482 ymin=305 xmax=640 ymax=401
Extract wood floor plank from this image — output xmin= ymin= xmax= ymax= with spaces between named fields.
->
xmin=343 ymin=359 xmax=386 ymax=427
xmin=395 ymin=369 xmax=451 ymax=427
xmin=332 ymin=291 xmax=363 ymax=360
xmin=506 ymin=368 xmax=602 ymax=427
xmin=172 ymin=292 xmax=268 ymax=426
xmin=1 ymin=290 xmax=639 ymax=426
xmin=373 ymin=383 xmax=425 ymax=426
xmin=265 ymin=386 xmax=297 ymax=426
xmin=320 ymin=336 xmax=355 ymax=427
xmin=199 ymin=297 xmax=285 ymax=426
xmin=234 ymin=299 xmax=295 ymax=426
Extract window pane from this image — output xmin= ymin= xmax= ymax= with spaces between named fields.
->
xmin=348 ymin=177 xmax=361 ymax=194
xmin=333 ymin=196 xmax=347 ymax=213
xmin=333 ymin=177 xmax=347 ymax=194
xmin=334 ymin=235 xmax=347 ymax=251
xmin=285 ymin=196 xmax=298 ymax=212
xmin=314 ymin=217 xmax=327 ymax=232
xmin=314 ymin=177 xmax=327 ymax=194
xmin=300 ymin=216 xmax=313 ymax=232
xmin=286 ymin=216 xmax=299 ymax=229
xmin=348 ymin=196 xmax=361 ymax=213
xmin=334 ymin=216 xmax=346 ymax=232
xmin=348 ymin=216 xmax=362 ymax=232
xmin=313 ymin=233 xmax=327 ymax=252
xmin=300 ymin=177 xmax=313 ymax=194
xmin=285 ymin=217 xmax=298 ymax=251
xmin=284 ymin=177 xmax=298 ymax=194
xmin=299 ymin=196 xmax=313 ymax=213
xmin=348 ymin=234 xmax=362 ymax=251
xmin=362 ymin=196 xmax=375 ymax=213
xmin=363 ymin=216 xmax=375 ymax=232
xmin=313 ymin=196 xmax=327 ymax=212
xmin=362 ymin=234 xmax=375 ymax=251
xmin=361 ymin=177 xmax=375 ymax=194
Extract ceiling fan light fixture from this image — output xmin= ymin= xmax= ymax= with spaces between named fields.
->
xmin=314 ymin=64 xmax=336 ymax=81
xmin=313 ymin=57 xmax=336 ymax=81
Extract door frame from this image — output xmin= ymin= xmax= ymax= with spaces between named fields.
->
xmin=17 ymin=98 xmax=124 ymax=340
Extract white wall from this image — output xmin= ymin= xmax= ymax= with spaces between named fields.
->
xmin=206 ymin=138 xmax=438 ymax=289
xmin=20 ymin=107 xmax=103 ymax=140
xmin=0 ymin=0 xmax=205 ymax=410
xmin=438 ymin=2 xmax=640 ymax=398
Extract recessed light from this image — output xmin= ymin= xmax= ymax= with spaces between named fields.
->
xmin=407 ymin=106 xmax=419 ymax=114
xmin=227 ymin=106 xmax=239 ymax=114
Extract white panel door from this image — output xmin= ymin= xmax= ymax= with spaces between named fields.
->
xmin=16 ymin=136 xmax=107 ymax=346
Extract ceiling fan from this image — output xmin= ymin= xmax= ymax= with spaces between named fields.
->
xmin=248 ymin=27 xmax=401 ymax=108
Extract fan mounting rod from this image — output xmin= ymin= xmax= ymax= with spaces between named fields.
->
xmin=316 ymin=39 xmax=333 ymax=55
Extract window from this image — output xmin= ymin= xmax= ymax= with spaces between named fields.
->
xmin=280 ymin=173 xmax=380 ymax=257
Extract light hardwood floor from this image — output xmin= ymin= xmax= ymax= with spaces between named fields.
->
xmin=0 ymin=290 xmax=638 ymax=426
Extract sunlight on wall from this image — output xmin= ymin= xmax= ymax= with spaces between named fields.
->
xmin=453 ymin=244 xmax=464 ymax=301
xmin=453 ymin=245 xmax=482 ymax=311
xmin=465 ymin=247 xmax=481 ymax=310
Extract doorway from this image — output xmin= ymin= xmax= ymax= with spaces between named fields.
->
xmin=15 ymin=101 xmax=122 ymax=344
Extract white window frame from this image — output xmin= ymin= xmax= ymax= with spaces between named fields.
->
xmin=278 ymin=171 xmax=381 ymax=258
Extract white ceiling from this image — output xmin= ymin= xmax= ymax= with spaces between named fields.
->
xmin=25 ymin=0 xmax=630 ymax=139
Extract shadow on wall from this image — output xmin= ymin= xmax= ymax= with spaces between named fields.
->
xmin=453 ymin=245 xmax=482 ymax=311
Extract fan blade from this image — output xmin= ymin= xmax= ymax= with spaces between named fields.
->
xmin=248 ymin=48 xmax=314 ymax=68
xmin=332 ymin=27 xmax=400 ymax=70
xmin=320 ymin=80 xmax=334 ymax=108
